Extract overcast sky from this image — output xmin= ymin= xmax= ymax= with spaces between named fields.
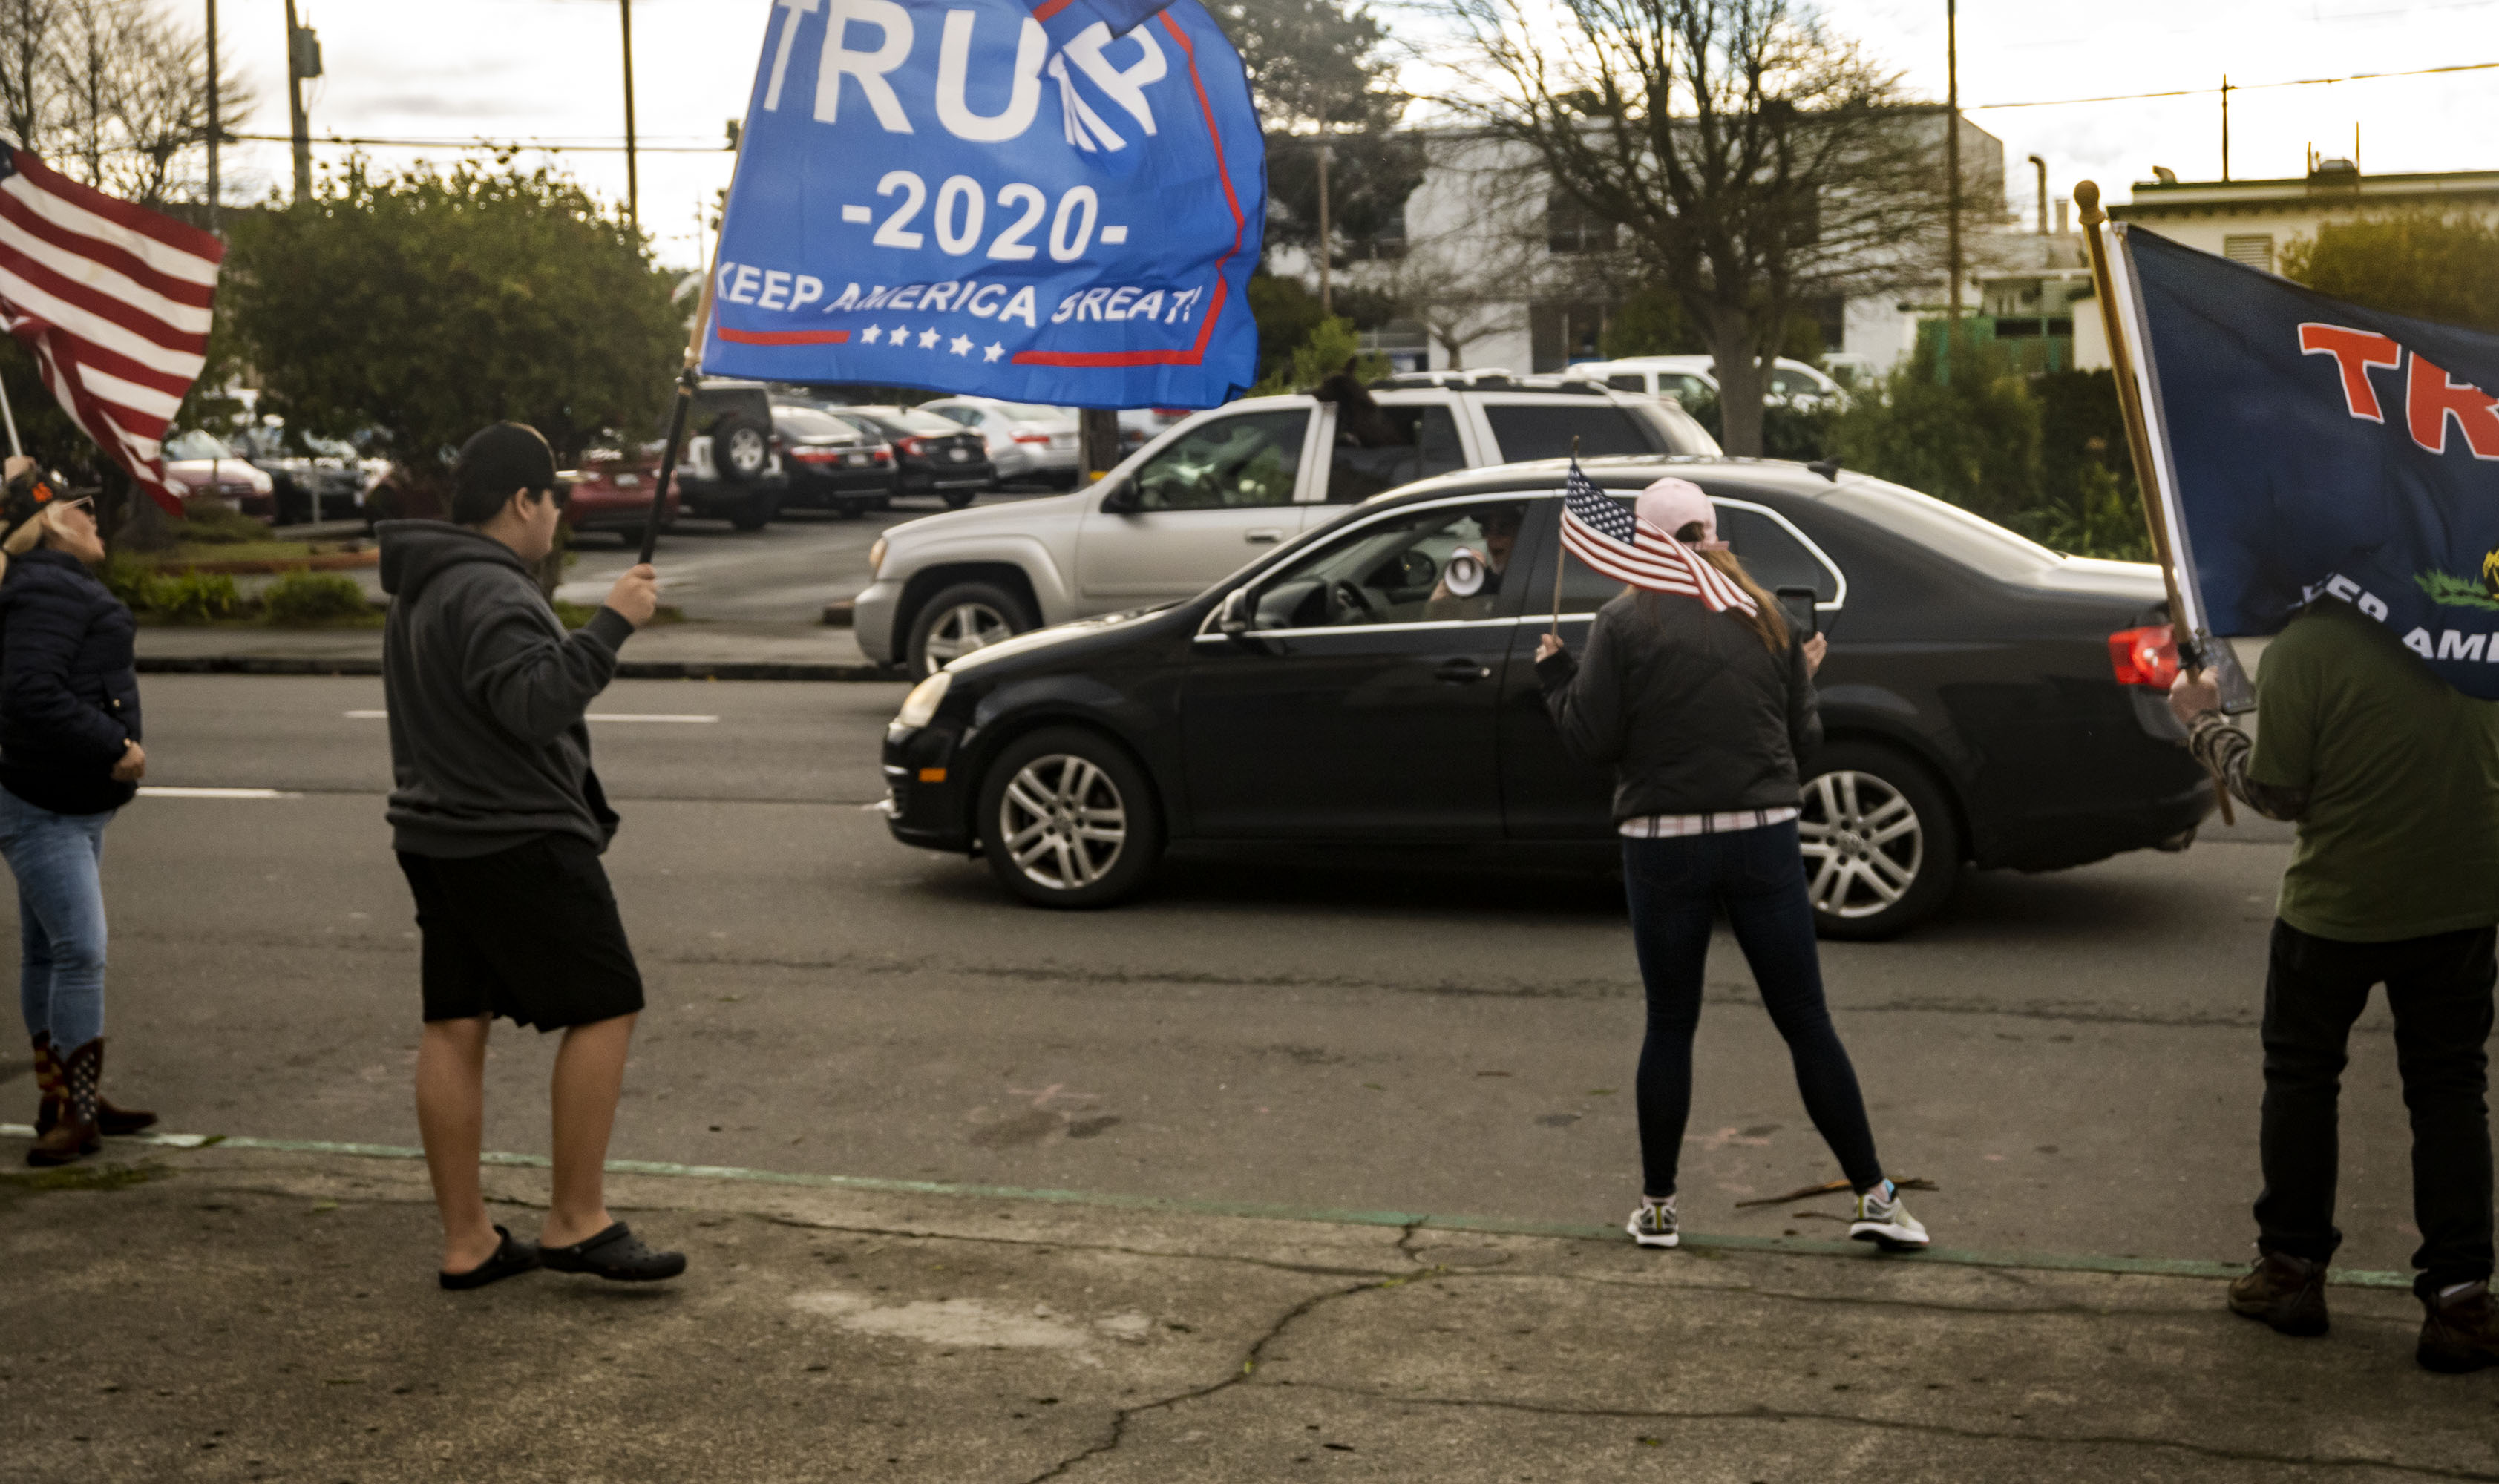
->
xmin=208 ymin=0 xmax=2499 ymax=271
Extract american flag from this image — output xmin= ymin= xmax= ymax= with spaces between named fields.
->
xmin=0 ymin=147 xmax=224 ymax=515
xmin=1557 ymin=461 xmax=1756 ymax=614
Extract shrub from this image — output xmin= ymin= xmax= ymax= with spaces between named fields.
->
xmin=1681 ymin=391 xmax=1836 ymax=462
xmin=145 ymin=571 xmax=241 ymax=623
xmin=261 ymin=570 xmax=371 ymax=625
xmin=174 ymin=499 xmax=269 ymax=545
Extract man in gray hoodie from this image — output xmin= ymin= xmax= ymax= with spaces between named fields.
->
xmin=380 ymin=421 xmax=682 ymax=1290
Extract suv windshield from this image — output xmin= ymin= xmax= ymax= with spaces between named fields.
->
xmin=1824 ymin=476 xmax=2060 ymax=582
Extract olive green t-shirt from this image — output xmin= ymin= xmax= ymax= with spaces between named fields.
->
xmin=2250 ymin=600 xmax=2499 ymax=942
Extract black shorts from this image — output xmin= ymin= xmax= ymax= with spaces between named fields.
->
xmin=397 ymin=835 xmax=645 ymax=1031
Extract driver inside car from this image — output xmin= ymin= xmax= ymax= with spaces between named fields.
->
xmin=1423 ymin=503 xmax=1523 ymax=620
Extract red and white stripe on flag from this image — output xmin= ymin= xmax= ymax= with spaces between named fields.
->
xmin=0 ymin=147 xmax=224 ymax=515
xmin=1556 ymin=462 xmax=1756 ymax=615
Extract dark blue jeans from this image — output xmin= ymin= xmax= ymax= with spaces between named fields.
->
xmin=1622 ymin=821 xmax=1884 ymax=1198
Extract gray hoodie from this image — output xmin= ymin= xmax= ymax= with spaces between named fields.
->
xmin=378 ymin=520 xmax=636 ymax=858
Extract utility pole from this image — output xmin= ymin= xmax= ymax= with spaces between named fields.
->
xmin=2221 ymin=75 xmax=2232 ymax=182
xmin=283 ymin=0 xmax=318 ymax=201
xmin=2027 ymin=154 xmax=2046 ymax=235
xmin=1315 ymin=137 xmax=1332 ymax=316
xmin=1944 ymin=0 xmax=1962 ymax=349
xmin=620 ymin=0 xmax=639 ymax=230
xmin=204 ymin=0 xmax=218 ymax=230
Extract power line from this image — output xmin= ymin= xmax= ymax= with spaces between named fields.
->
xmin=1969 ymin=57 xmax=2499 ymax=110
xmin=223 ymin=131 xmax=730 ymax=154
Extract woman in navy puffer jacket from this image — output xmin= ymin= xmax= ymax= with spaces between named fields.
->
xmin=0 ymin=463 xmax=156 ymax=1166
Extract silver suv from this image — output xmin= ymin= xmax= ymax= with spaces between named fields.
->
xmin=856 ymin=385 xmax=1719 ymax=676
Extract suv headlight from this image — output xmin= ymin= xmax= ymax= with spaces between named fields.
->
xmin=893 ymin=670 xmax=952 ymax=729
xmin=868 ymin=536 xmax=888 ymax=577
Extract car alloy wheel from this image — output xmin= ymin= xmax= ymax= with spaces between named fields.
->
xmin=1798 ymin=769 xmax=1922 ymax=920
xmin=998 ymin=754 xmax=1127 ymax=891
xmin=721 ymin=424 xmax=769 ymax=478
xmin=923 ymin=600 xmax=1012 ymax=667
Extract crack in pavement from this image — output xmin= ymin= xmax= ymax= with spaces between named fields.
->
xmin=1254 ymin=1382 xmax=2499 ymax=1480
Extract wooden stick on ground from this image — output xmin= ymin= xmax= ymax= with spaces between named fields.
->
xmin=1732 ymin=1176 xmax=1939 ymax=1209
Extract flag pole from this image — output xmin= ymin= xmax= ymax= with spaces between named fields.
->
xmin=1550 ymin=436 xmax=1576 ymax=640
xmin=0 ymin=369 xmax=22 ymax=459
xmin=2076 ymin=180 xmax=2232 ymax=824
xmin=638 ymin=223 xmax=722 ymax=568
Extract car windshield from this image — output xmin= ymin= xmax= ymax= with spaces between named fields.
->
xmin=993 ymin=402 xmax=1072 ymax=421
xmin=871 ymin=409 xmax=975 ymax=436
xmin=1824 ymin=476 xmax=2061 ymax=582
xmin=774 ymin=406 xmax=856 ymax=439
xmin=163 ymin=430 xmax=233 ymax=461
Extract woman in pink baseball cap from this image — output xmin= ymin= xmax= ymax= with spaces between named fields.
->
xmin=1533 ymin=475 xmax=1928 ymax=1257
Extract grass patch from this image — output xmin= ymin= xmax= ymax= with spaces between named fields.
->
xmin=0 ymin=1159 xmax=172 ymax=1195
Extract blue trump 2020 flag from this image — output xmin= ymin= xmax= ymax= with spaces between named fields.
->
xmin=2118 ymin=226 xmax=2499 ymax=698
xmin=702 ymin=0 xmax=1265 ymax=408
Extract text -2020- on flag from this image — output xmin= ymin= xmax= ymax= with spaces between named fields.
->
xmin=2113 ymin=225 xmax=2499 ymax=698
xmin=704 ymin=0 xmax=1265 ymax=408
xmin=0 ymin=147 xmax=223 ymax=515
xmin=1558 ymin=461 xmax=1756 ymax=614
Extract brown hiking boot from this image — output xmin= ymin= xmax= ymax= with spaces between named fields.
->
xmin=2228 ymin=1251 xmax=2329 ymax=1336
xmin=2418 ymin=1281 xmax=2499 ymax=1373
xmin=25 ymin=1037 xmax=101 ymax=1166
xmin=30 ymin=1034 xmax=61 ymax=1135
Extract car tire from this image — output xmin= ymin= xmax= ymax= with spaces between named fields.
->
xmin=905 ymin=580 xmax=1032 ymax=679
xmin=978 ymin=726 xmax=1162 ymax=909
xmin=728 ymin=490 xmax=782 ymax=531
xmin=941 ymin=487 xmax=977 ymax=510
xmin=713 ymin=416 xmax=770 ymax=484
xmin=1798 ymin=741 xmax=1963 ymax=942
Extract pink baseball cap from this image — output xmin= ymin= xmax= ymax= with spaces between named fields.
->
xmin=1636 ymin=476 xmax=1722 ymax=548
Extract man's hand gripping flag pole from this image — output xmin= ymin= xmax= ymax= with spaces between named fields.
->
xmin=2076 ymin=180 xmax=2233 ymax=826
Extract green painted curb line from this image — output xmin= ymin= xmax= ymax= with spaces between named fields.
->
xmin=1 ymin=1124 xmax=2417 ymax=1291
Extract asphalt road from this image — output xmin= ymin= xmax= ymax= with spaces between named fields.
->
xmin=27 ymin=675 xmax=2434 ymax=1284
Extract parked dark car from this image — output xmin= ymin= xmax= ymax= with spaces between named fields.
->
xmin=837 ymin=406 xmax=994 ymax=508
xmin=672 ymin=378 xmax=787 ymax=530
xmin=879 ymin=457 xmax=2214 ymax=937
xmin=559 ymin=447 xmax=677 ymax=546
xmin=773 ymin=403 xmax=894 ymax=516
xmin=229 ymin=425 xmax=369 ymax=524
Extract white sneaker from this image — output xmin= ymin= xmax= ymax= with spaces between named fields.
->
xmin=1626 ymin=1195 xmax=1679 ymax=1249
xmin=1849 ymin=1180 xmax=1929 ymax=1252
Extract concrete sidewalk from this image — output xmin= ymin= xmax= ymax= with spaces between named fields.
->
xmin=6 ymin=1134 xmax=2493 ymax=1483
xmin=134 ymin=620 xmax=893 ymax=681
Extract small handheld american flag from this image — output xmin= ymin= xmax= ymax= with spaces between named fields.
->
xmin=1557 ymin=461 xmax=1756 ymax=614
xmin=0 ymin=147 xmax=225 ymax=515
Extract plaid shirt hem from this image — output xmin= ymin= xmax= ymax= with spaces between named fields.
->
xmin=1618 ymin=807 xmax=1801 ymax=839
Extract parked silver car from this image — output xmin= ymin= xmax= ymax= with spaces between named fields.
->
xmin=918 ymin=397 xmax=1081 ymax=487
xmin=855 ymin=384 xmax=1719 ymax=677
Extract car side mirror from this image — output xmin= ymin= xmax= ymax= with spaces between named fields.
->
xmin=1215 ymin=588 xmax=1253 ymax=636
xmin=1098 ymin=482 xmax=1138 ymax=515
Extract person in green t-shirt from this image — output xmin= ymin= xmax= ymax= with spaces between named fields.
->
xmin=2171 ymin=597 xmax=2499 ymax=1373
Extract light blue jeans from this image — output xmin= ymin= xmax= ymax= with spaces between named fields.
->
xmin=0 ymin=787 xmax=114 ymax=1051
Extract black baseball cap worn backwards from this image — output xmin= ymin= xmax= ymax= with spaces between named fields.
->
xmin=453 ymin=423 xmax=557 ymax=502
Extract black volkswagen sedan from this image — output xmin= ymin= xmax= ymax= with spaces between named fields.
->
xmin=880 ymin=457 xmax=2213 ymax=938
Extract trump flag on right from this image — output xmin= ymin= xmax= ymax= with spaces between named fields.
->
xmin=2112 ymin=226 xmax=2499 ymax=699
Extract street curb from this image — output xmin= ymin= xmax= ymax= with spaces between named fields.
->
xmin=136 ymin=657 xmax=905 ymax=682
xmin=11 ymin=1124 xmax=2415 ymax=1293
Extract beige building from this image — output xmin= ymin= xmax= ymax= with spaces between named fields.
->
xmin=2108 ymin=160 xmax=2499 ymax=272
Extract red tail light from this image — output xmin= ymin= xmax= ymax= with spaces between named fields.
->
xmin=2109 ymin=625 xmax=2179 ymax=689
xmin=897 ymin=437 xmax=926 ymax=456
xmin=1013 ymin=432 xmax=1050 ymax=445
xmin=871 ymin=449 xmax=892 ymax=464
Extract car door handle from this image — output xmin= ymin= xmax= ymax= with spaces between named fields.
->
xmin=1244 ymin=527 xmax=1283 ymax=544
xmin=1434 ymin=657 xmax=1490 ymax=683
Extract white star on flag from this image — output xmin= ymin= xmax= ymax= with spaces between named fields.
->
xmin=949 ymin=335 xmax=973 ymax=356
xmin=859 ymin=326 xmax=881 ymax=344
xmin=886 ymin=324 xmax=905 ymax=343
xmin=917 ymin=327 xmax=941 ymax=349
xmin=983 ymin=343 xmax=1005 ymax=363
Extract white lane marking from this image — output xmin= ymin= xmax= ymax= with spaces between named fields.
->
xmin=343 ymin=710 xmax=718 ymax=723
xmin=137 ymin=787 xmax=301 ymax=799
